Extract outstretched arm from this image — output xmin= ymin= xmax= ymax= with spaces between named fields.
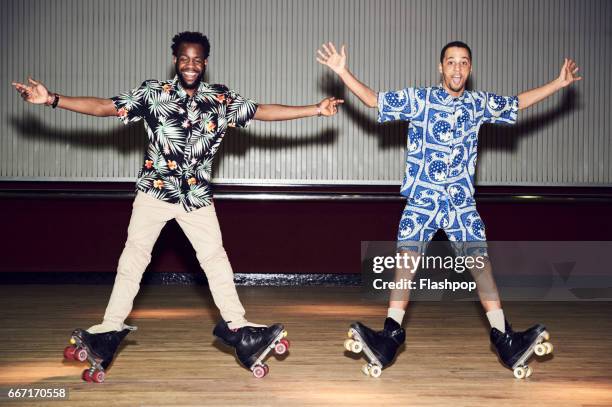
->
xmin=12 ymin=77 xmax=117 ymax=117
xmin=517 ymin=58 xmax=582 ymax=110
xmin=316 ymin=42 xmax=378 ymax=108
xmin=254 ymin=96 xmax=344 ymax=121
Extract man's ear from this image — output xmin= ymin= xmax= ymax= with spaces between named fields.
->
xmin=173 ymin=56 xmax=177 ymax=65
xmin=438 ymin=63 xmax=443 ymax=74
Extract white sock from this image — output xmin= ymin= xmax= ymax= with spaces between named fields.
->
xmin=486 ymin=309 xmax=506 ymax=332
xmin=387 ymin=308 xmax=406 ymax=325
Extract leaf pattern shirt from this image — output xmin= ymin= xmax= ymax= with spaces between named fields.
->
xmin=111 ymin=76 xmax=258 ymax=211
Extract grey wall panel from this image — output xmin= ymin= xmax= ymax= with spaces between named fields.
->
xmin=1 ymin=0 xmax=610 ymax=186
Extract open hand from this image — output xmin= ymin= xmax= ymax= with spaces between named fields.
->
xmin=12 ymin=77 xmax=50 ymax=104
xmin=557 ymin=58 xmax=582 ymax=87
xmin=316 ymin=42 xmax=347 ymax=75
xmin=318 ymin=96 xmax=344 ymax=116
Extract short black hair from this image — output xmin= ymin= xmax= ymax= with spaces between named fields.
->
xmin=171 ymin=31 xmax=211 ymax=59
xmin=440 ymin=41 xmax=472 ymax=63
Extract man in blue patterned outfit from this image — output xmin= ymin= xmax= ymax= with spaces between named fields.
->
xmin=13 ymin=32 xmax=344 ymax=380
xmin=318 ymin=41 xmax=581 ymax=376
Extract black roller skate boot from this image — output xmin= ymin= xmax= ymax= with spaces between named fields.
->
xmin=490 ymin=320 xmax=553 ymax=379
xmin=213 ymin=320 xmax=290 ymax=378
xmin=63 ymin=327 xmax=135 ymax=383
xmin=344 ymin=317 xmax=406 ymax=377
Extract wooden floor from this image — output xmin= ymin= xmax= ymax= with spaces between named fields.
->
xmin=0 ymin=285 xmax=611 ymax=407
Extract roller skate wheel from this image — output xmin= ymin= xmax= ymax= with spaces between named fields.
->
xmin=369 ymin=365 xmax=382 ymax=378
xmin=344 ymin=339 xmax=354 ymax=351
xmin=350 ymin=340 xmax=363 ymax=353
xmin=544 ymin=342 xmax=553 ymax=354
xmin=513 ymin=366 xmax=527 ymax=379
xmin=351 ymin=340 xmax=363 ymax=353
xmin=263 ymin=364 xmax=269 ymax=375
xmin=282 ymin=330 xmax=288 ymax=338
xmin=525 ymin=366 xmax=533 ymax=378
xmin=274 ymin=341 xmax=288 ymax=355
xmin=69 ymin=337 xmax=76 ymax=345
xmin=63 ymin=346 xmax=77 ymax=360
xmin=361 ymin=363 xmax=370 ymax=376
xmin=75 ymin=348 xmax=88 ymax=362
xmin=534 ymin=343 xmax=547 ymax=357
xmin=542 ymin=331 xmax=550 ymax=341
xmin=252 ymin=365 xmax=266 ymax=379
xmin=92 ymin=370 xmax=105 ymax=383
xmin=82 ymin=369 xmax=93 ymax=382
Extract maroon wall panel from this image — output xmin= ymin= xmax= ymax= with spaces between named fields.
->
xmin=1 ymin=185 xmax=611 ymax=274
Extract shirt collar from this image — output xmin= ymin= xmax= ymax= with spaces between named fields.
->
xmin=170 ymin=76 xmax=209 ymax=99
xmin=434 ymin=85 xmax=470 ymax=105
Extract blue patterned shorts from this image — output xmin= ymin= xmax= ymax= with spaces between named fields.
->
xmin=397 ymin=193 xmax=488 ymax=257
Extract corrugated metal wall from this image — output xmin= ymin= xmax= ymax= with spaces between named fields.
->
xmin=1 ymin=0 xmax=610 ymax=185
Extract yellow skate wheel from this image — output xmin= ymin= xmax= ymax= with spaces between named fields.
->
xmin=534 ymin=343 xmax=547 ymax=357
xmin=351 ymin=340 xmax=363 ymax=353
xmin=361 ymin=363 xmax=370 ymax=376
xmin=544 ymin=342 xmax=553 ymax=354
xmin=69 ymin=337 xmax=76 ymax=345
xmin=513 ymin=366 xmax=527 ymax=379
xmin=525 ymin=366 xmax=533 ymax=378
xmin=369 ymin=365 xmax=382 ymax=378
xmin=344 ymin=339 xmax=354 ymax=352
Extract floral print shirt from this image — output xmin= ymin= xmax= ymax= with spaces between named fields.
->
xmin=111 ymin=76 xmax=258 ymax=211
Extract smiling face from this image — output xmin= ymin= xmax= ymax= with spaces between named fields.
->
xmin=173 ymin=42 xmax=207 ymax=93
xmin=439 ymin=46 xmax=472 ymax=97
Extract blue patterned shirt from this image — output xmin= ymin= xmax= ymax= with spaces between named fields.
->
xmin=378 ymin=86 xmax=518 ymax=208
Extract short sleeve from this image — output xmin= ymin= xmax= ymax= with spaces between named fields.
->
xmin=225 ymin=89 xmax=258 ymax=128
xmin=110 ymin=80 xmax=150 ymax=124
xmin=481 ymin=92 xmax=519 ymax=125
xmin=377 ymin=88 xmax=417 ymax=123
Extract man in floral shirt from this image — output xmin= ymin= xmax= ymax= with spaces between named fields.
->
xmin=13 ymin=31 xmax=343 ymax=380
xmin=113 ymin=76 xmax=260 ymax=210
xmin=318 ymin=40 xmax=581 ymax=377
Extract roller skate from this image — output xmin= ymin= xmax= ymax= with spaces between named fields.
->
xmin=491 ymin=321 xmax=553 ymax=379
xmin=344 ymin=318 xmax=405 ymax=378
xmin=63 ymin=327 xmax=136 ymax=383
xmin=213 ymin=321 xmax=290 ymax=378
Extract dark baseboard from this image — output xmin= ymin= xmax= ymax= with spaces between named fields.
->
xmin=0 ymin=272 xmax=361 ymax=286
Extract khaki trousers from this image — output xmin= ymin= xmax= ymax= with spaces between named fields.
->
xmin=88 ymin=191 xmax=247 ymax=333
